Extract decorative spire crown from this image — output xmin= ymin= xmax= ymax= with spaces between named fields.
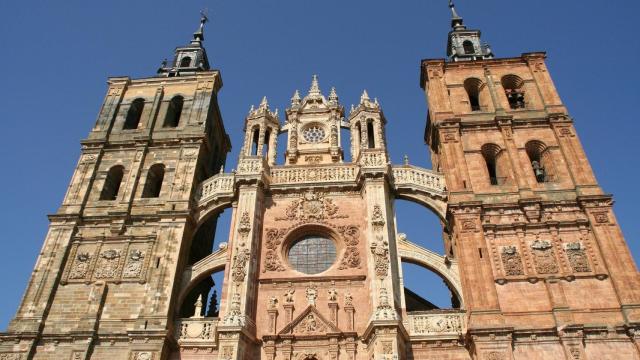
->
xmin=449 ymin=0 xmax=465 ymax=30
xmin=193 ymin=10 xmax=209 ymax=42
xmin=308 ymin=74 xmax=322 ymax=98
xmin=445 ymin=0 xmax=494 ymax=62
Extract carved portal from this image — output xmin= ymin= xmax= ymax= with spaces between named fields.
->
xmin=501 ymin=246 xmax=524 ymax=276
xmin=530 ymin=240 xmax=558 ymax=274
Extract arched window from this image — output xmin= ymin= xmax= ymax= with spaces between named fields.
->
xmin=180 ymin=56 xmax=192 ymax=68
xmin=100 ymin=165 xmax=124 ymax=200
xmin=367 ymin=120 xmax=376 ymax=148
xmin=501 ymin=74 xmax=526 ymax=109
xmin=525 ymin=140 xmax=555 ymax=183
xmin=141 ymin=164 xmax=165 ymax=198
xmin=123 ymin=98 xmax=145 ymax=130
xmin=481 ymin=143 xmax=508 ymax=185
xmin=250 ymin=127 xmax=259 ymax=156
xmin=163 ymin=96 xmax=184 ymax=128
xmin=463 ymin=78 xmax=484 ymax=112
xmin=462 ymin=40 xmax=475 ymax=55
xmin=355 ymin=122 xmax=362 ymax=147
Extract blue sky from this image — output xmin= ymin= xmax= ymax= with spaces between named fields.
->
xmin=0 ymin=0 xmax=639 ymax=328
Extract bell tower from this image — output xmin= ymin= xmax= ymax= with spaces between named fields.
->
xmin=2 ymin=15 xmax=231 ymax=360
xmin=421 ymin=1 xmax=640 ymax=359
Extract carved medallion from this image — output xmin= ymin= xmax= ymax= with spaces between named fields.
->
xmin=501 ymin=246 xmax=524 ymax=276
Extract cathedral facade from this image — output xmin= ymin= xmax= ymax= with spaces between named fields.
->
xmin=2 ymin=4 xmax=640 ymax=360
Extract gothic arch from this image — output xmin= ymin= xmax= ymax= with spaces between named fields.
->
xmin=397 ymin=239 xmax=463 ymax=307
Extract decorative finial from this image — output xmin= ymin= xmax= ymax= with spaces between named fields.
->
xmin=404 ymin=154 xmax=409 ymax=165
xmin=360 ymin=89 xmax=370 ymax=104
xmin=249 ymin=104 xmax=255 ymax=114
xmin=291 ymin=90 xmax=301 ymax=107
xmin=350 ymin=104 xmax=355 ymax=113
xmin=308 ymin=74 xmax=322 ymax=97
xmin=193 ymin=294 xmax=204 ymax=318
xmin=329 ymin=87 xmax=338 ymax=103
xmin=260 ymin=96 xmax=269 ymax=109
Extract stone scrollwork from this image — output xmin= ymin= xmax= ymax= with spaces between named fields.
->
xmin=565 ymin=242 xmax=591 ymax=273
xmin=223 ymin=292 xmax=244 ymax=326
xmin=263 ymin=228 xmax=286 ymax=272
xmin=501 ymin=246 xmax=524 ymax=276
xmin=131 ymin=352 xmax=153 ymax=360
xmin=0 ymin=353 xmax=23 ymax=360
xmin=530 ymin=240 xmax=559 ymax=274
xmin=337 ymin=225 xmax=361 ymax=270
xmin=237 ymin=211 xmax=252 ymax=238
xmin=371 ymin=236 xmax=390 ymax=278
xmin=485 ymin=352 xmax=505 ymax=360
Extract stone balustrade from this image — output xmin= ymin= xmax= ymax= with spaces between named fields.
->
xmin=175 ymin=317 xmax=218 ymax=344
xmin=391 ymin=165 xmax=446 ymax=194
xmin=197 ymin=172 xmax=235 ymax=204
xmin=405 ymin=310 xmax=465 ymax=338
xmin=270 ymin=164 xmax=359 ymax=185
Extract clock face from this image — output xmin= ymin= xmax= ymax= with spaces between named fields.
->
xmin=301 ymin=125 xmax=326 ymax=143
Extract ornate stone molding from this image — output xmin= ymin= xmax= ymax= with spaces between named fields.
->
xmin=406 ymin=310 xmax=465 ymax=337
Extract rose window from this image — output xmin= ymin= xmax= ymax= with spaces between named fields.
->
xmin=288 ymin=235 xmax=336 ymax=274
xmin=302 ymin=125 xmax=326 ymax=143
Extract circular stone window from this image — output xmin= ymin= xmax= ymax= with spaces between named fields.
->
xmin=288 ymin=235 xmax=336 ymax=274
xmin=301 ymin=125 xmax=326 ymax=143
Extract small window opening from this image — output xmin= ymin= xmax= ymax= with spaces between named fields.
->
xmin=481 ymin=143 xmax=505 ymax=186
xmin=123 ymin=98 xmax=144 ymax=130
xmin=502 ymin=75 xmax=526 ymax=109
xmin=463 ymin=40 xmax=475 ymax=55
xmin=464 ymin=78 xmax=484 ymax=112
xmin=180 ymin=56 xmax=192 ymax=68
xmin=250 ymin=128 xmax=259 ymax=156
xmin=367 ymin=121 xmax=376 ymax=149
xmin=163 ymin=96 xmax=184 ymax=128
xmin=141 ymin=164 xmax=165 ymax=198
xmin=526 ymin=140 xmax=552 ymax=183
xmin=100 ymin=166 xmax=124 ymax=200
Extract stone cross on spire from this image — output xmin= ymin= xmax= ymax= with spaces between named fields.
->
xmin=448 ymin=0 xmax=465 ymax=30
xmin=193 ymin=9 xmax=209 ymax=41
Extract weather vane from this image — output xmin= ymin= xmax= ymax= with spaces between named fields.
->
xmin=200 ymin=8 xmax=209 ymax=25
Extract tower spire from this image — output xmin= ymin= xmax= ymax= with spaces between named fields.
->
xmin=445 ymin=0 xmax=493 ymax=62
xmin=448 ymin=0 xmax=465 ymax=30
xmin=308 ymin=74 xmax=322 ymax=97
xmin=193 ymin=10 xmax=209 ymax=42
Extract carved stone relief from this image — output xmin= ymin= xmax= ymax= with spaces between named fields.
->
xmin=232 ymin=247 xmax=251 ymax=282
xmin=306 ymin=285 xmax=318 ymax=306
xmin=373 ymin=287 xmax=397 ymax=320
xmin=131 ymin=352 xmax=153 ymax=360
xmin=0 ymin=354 xmax=22 ymax=360
xmin=122 ymin=249 xmax=145 ymax=278
xmin=411 ymin=314 xmax=462 ymax=335
xmin=94 ymin=249 xmax=122 ymax=279
xmin=337 ymin=225 xmax=361 ymax=269
xmin=276 ymin=190 xmax=347 ymax=221
xmin=565 ymin=242 xmax=591 ymax=273
xmin=530 ymin=240 xmax=558 ymax=274
xmin=501 ymin=246 xmax=524 ymax=276
xmin=485 ymin=352 xmax=505 ymax=360
xmin=370 ymin=236 xmax=390 ymax=278
xmin=263 ymin=228 xmax=286 ymax=272
xmin=371 ymin=204 xmax=385 ymax=230
xmin=69 ymin=251 xmax=92 ymax=280
xmin=294 ymin=313 xmax=326 ymax=334
xmin=223 ymin=292 xmax=244 ymax=326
